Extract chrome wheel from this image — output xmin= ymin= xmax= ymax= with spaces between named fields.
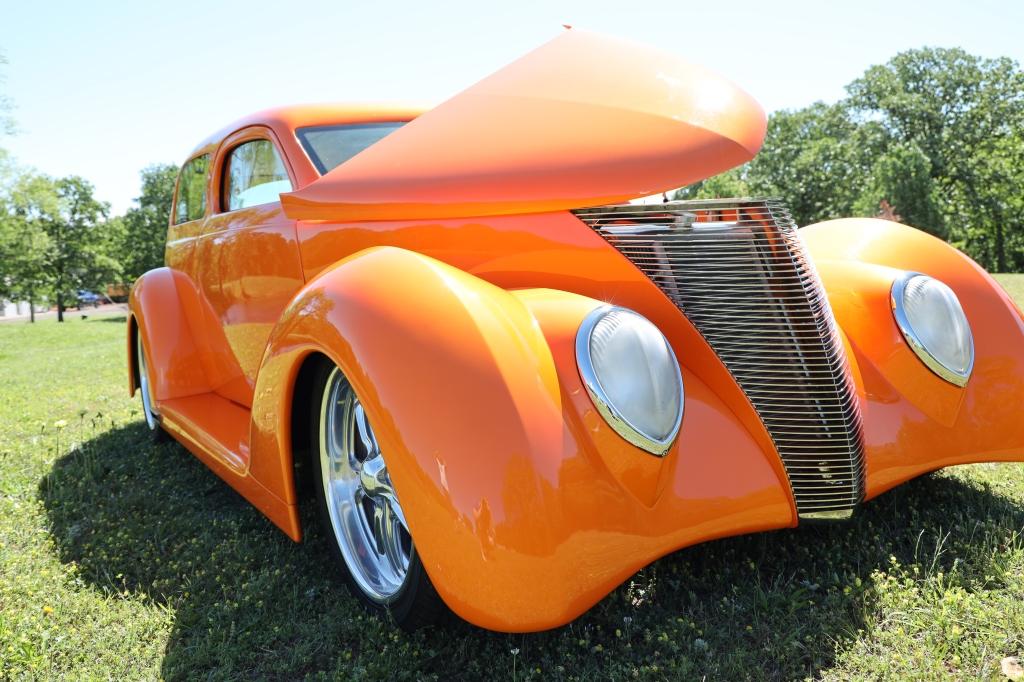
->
xmin=319 ymin=367 xmax=413 ymax=603
xmin=137 ymin=335 xmax=158 ymax=430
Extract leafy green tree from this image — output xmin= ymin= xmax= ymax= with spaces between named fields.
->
xmin=2 ymin=172 xmax=56 ymax=321
xmin=6 ymin=174 xmax=118 ymax=321
xmin=851 ymin=141 xmax=944 ymax=236
xmin=672 ymin=167 xmax=749 ymax=200
xmin=49 ymin=177 xmax=119 ymax=320
xmin=846 ymin=47 xmax=1024 ymax=271
xmin=679 ymin=47 xmax=1024 ymax=271
xmin=119 ymin=164 xmax=177 ymax=282
xmin=741 ymin=102 xmax=889 ymax=227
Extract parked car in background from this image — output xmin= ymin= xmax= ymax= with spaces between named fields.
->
xmin=127 ymin=28 xmax=1024 ymax=632
xmin=75 ymin=290 xmax=101 ymax=309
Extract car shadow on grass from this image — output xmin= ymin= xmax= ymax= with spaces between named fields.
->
xmin=39 ymin=422 xmax=1024 ymax=681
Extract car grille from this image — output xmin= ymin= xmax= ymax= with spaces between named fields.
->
xmin=573 ymin=198 xmax=865 ymax=519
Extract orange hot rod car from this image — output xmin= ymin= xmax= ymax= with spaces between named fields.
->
xmin=127 ymin=28 xmax=1024 ymax=632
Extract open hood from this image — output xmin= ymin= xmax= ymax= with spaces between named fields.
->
xmin=282 ymin=29 xmax=766 ymax=222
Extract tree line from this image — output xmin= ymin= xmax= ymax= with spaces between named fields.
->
xmin=1 ymin=46 xmax=1022 ymax=322
xmin=676 ymin=47 xmax=1024 ymax=273
xmin=0 ymin=155 xmax=176 ymax=321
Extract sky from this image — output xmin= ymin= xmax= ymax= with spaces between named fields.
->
xmin=1 ymin=0 xmax=1022 ymax=215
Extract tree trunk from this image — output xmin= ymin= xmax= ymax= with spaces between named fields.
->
xmin=995 ymin=221 xmax=1006 ymax=273
xmin=57 ymin=296 xmax=64 ymax=323
xmin=28 ymin=288 xmax=35 ymax=323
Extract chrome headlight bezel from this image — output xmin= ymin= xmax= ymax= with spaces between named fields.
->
xmin=575 ymin=306 xmax=684 ymax=456
xmin=890 ymin=271 xmax=975 ymax=387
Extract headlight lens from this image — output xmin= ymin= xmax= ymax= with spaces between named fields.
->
xmin=576 ymin=306 xmax=683 ymax=455
xmin=891 ymin=272 xmax=974 ymax=386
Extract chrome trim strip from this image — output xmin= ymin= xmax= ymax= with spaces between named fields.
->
xmin=890 ymin=271 xmax=974 ymax=388
xmin=575 ymin=306 xmax=685 ymax=457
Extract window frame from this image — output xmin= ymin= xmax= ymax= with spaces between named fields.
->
xmin=213 ymin=126 xmax=297 ymax=215
xmin=173 ymin=153 xmax=212 ymax=225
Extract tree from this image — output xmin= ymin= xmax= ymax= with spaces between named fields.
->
xmin=846 ymin=48 xmax=1024 ymax=271
xmin=2 ymin=172 xmax=56 ymax=322
xmin=742 ymin=102 xmax=891 ymax=228
xmin=850 ymin=141 xmax=944 ymax=236
xmin=672 ymin=167 xmax=749 ymax=201
xmin=48 ymin=177 xmax=118 ymax=320
xmin=678 ymin=47 xmax=1024 ymax=271
xmin=119 ymin=164 xmax=177 ymax=282
xmin=5 ymin=174 xmax=118 ymax=321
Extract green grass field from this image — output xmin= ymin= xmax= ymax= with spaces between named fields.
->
xmin=1 ymin=277 xmax=1023 ymax=680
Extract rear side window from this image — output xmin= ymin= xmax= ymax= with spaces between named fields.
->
xmin=222 ymin=139 xmax=292 ymax=211
xmin=297 ymin=122 xmax=406 ymax=175
xmin=174 ymin=154 xmax=210 ymax=224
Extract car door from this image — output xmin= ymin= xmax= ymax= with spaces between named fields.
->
xmin=166 ymin=150 xmax=244 ymax=394
xmin=196 ymin=126 xmax=305 ymax=408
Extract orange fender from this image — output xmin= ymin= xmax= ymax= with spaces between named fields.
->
xmin=127 ymin=267 xmax=210 ymax=401
xmin=802 ymin=218 xmax=1024 ymax=498
xmin=249 ymin=246 xmax=794 ymax=631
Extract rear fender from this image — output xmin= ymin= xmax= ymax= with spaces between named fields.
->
xmin=803 ymin=218 xmax=1024 ymax=497
xmin=127 ymin=268 xmax=210 ymax=401
xmin=250 ymin=246 xmax=794 ymax=631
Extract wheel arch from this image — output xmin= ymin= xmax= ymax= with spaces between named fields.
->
xmin=126 ymin=267 xmax=211 ymax=403
xmin=127 ymin=312 xmax=140 ymax=396
xmin=287 ymin=350 xmax=332 ymax=513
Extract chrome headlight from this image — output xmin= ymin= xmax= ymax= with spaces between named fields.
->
xmin=576 ymin=306 xmax=684 ymax=456
xmin=891 ymin=272 xmax=974 ymax=387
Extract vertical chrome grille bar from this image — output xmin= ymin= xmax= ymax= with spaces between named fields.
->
xmin=573 ymin=198 xmax=865 ymax=519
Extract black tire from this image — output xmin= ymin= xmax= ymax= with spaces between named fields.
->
xmin=307 ymin=358 xmax=446 ymax=630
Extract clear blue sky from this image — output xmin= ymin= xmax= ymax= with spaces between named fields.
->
xmin=2 ymin=0 xmax=1021 ymax=214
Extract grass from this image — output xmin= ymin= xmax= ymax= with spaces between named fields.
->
xmin=0 ymin=280 xmax=1022 ymax=681
xmin=996 ymin=273 xmax=1024 ymax=307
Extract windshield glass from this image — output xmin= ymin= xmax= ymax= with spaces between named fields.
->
xmin=296 ymin=122 xmax=407 ymax=175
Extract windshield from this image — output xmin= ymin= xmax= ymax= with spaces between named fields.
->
xmin=296 ymin=122 xmax=407 ymax=175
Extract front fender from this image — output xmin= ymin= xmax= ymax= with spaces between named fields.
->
xmin=803 ymin=218 xmax=1024 ymax=498
xmin=249 ymin=246 xmax=794 ymax=631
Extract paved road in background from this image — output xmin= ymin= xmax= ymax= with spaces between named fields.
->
xmin=0 ymin=303 xmax=128 ymax=323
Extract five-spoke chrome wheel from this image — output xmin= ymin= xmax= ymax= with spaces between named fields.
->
xmin=318 ymin=366 xmax=413 ymax=603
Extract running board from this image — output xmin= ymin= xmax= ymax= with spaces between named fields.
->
xmin=156 ymin=391 xmax=301 ymax=540
xmin=160 ymin=393 xmax=250 ymax=473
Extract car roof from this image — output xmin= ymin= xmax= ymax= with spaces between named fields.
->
xmin=186 ymin=103 xmax=427 ymax=160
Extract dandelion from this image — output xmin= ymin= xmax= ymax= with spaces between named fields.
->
xmin=54 ymin=420 xmax=67 ymax=430
xmin=42 ymin=605 xmax=54 ymax=616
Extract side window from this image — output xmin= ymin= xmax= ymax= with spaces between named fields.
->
xmin=222 ymin=139 xmax=292 ymax=211
xmin=174 ymin=155 xmax=210 ymax=224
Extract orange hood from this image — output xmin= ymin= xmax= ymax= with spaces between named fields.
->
xmin=282 ymin=29 xmax=766 ymax=222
